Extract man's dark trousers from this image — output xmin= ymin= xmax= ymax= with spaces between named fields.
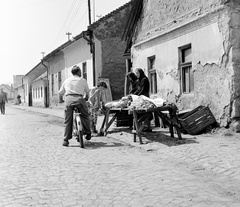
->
xmin=64 ymin=95 xmax=91 ymax=141
xmin=0 ymin=101 xmax=5 ymax=114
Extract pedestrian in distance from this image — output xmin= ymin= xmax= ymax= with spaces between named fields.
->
xmin=89 ymin=81 xmax=108 ymax=134
xmin=58 ymin=65 xmax=92 ymax=147
xmin=0 ymin=88 xmax=8 ymax=115
xmin=17 ymin=94 xmax=21 ymax=105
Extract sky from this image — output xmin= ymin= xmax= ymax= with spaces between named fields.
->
xmin=0 ymin=0 xmax=130 ymax=85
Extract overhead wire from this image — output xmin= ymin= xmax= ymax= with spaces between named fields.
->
xmin=47 ymin=0 xmax=87 ymax=53
xmin=71 ymin=7 xmax=88 ymax=36
xmin=48 ymin=0 xmax=78 ymax=51
xmin=59 ymin=0 xmax=85 ymax=40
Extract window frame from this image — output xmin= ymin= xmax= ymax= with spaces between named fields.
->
xmin=51 ymin=74 xmax=54 ymax=96
xmin=179 ymin=44 xmax=193 ymax=94
xmin=82 ymin=62 xmax=87 ymax=80
xmin=58 ymin=71 xmax=62 ymax=91
xmin=148 ymin=55 xmax=157 ymax=94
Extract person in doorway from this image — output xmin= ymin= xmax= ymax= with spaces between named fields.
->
xmin=0 ymin=88 xmax=8 ymax=115
xmin=89 ymin=81 xmax=108 ymax=134
xmin=58 ymin=65 xmax=91 ymax=147
xmin=126 ymin=72 xmax=139 ymax=95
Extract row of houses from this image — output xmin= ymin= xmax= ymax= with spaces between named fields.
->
xmin=0 ymin=84 xmax=14 ymax=100
xmin=14 ymin=0 xmax=240 ymax=131
xmin=14 ymin=1 xmax=132 ymax=108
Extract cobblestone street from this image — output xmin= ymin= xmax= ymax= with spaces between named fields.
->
xmin=0 ymin=105 xmax=240 ymax=207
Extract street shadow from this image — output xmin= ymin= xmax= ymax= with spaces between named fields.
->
xmin=106 ymin=126 xmax=199 ymax=147
xmin=68 ymin=141 xmax=125 ymax=149
xmin=142 ymin=131 xmax=199 ymax=147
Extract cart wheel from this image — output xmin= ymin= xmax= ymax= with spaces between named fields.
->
xmin=78 ymin=131 xmax=84 ymax=148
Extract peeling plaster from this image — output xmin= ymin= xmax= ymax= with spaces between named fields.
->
xmin=132 ymin=0 xmax=240 ymax=128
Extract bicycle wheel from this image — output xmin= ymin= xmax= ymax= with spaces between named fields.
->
xmin=76 ymin=115 xmax=84 ymax=148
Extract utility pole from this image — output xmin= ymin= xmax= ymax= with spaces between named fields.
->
xmin=87 ymin=0 xmax=96 ymax=86
xmin=88 ymin=0 xmax=91 ymax=25
xmin=66 ymin=32 xmax=72 ymax=41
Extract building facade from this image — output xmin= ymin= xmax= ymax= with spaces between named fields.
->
xmin=89 ymin=1 xmax=132 ymax=100
xmin=124 ymin=0 xmax=240 ymax=130
xmin=44 ymin=33 xmax=93 ymax=108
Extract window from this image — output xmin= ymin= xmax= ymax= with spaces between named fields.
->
xmin=82 ymin=62 xmax=87 ymax=80
xmin=25 ymin=85 xmax=27 ymax=96
xmin=179 ymin=44 xmax=193 ymax=94
xmin=148 ymin=56 xmax=157 ymax=94
xmin=51 ymin=74 xmax=54 ymax=95
xmin=58 ymin=71 xmax=62 ymax=90
xmin=41 ymin=87 xmax=43 ymax=97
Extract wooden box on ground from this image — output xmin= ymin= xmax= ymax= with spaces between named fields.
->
xmin=179 ymin=106 xmax=216 ymax=135
xmin=115 ymin=111 xmax=133 ymax=127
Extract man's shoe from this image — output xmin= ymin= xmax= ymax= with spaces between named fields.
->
xmin=85 ymin=134 xmax=91 ymax=140
xmin=62 ymin=140 xmax=69 ymax=147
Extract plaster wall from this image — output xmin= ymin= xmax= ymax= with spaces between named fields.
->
xmin=48 ymin=52 xmax=65 ymax=107
xmin=94 ymin=38 xmax=103 ymax=79
xmin=135 ymin=0 xmax=224 ymax=43
xmin=131 ymin=0 xmax=240 ymax=127
xmin=229 ymin=1 xmax=240 ymax=131
xmin=31 ymin=80 xmax=47 ymax=107
xmin=132 ymin=9 xmax=234 ymax=126
xmin=64 ymin=39 xmax=93 ymax=88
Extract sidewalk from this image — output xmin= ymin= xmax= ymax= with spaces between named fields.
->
xmin=10 ymin=103 xmax=240 ymax=182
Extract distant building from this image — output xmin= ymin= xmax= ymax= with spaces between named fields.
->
xmin=13 ymin=75 xmax=25 ymax=103
xmin=21 ymin=1 xmax=132 ymax=108
xmin=0 ymin=84 xmax=14 ymax=100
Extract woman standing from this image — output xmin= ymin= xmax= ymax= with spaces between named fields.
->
xmin=135 ymin=68 xmax=158 ymax=131
xmin=126 ymin=72 xmax=139 ymax=95
xmin=135 ymin=68 xmax=150 ymax=97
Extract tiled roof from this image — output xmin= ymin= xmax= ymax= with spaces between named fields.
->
xmin=88 ymin=1 xmax=132 ymax=29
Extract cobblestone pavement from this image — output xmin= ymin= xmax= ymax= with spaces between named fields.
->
xmin=0 ymin=105 xmax=240 ymax=206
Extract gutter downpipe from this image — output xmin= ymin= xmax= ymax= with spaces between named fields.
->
xmin=21 ymin=78 xmax=25 ymax=103
xmin=91 ymin=33 xmax=96 ymax=86
xmin=88 ymin=0 xmax=96 ymax=86
xmin=41 ymin=59 xmax=49 ymax=107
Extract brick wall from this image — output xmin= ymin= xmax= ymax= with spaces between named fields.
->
xmin=91 ymin=3 xmax=132 ymax=100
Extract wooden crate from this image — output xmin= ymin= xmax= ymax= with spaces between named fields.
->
xmin=115 ymin=113 xmax=133 ymax=127
xmin=179 ymin=106 xmax=216 ymax=135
